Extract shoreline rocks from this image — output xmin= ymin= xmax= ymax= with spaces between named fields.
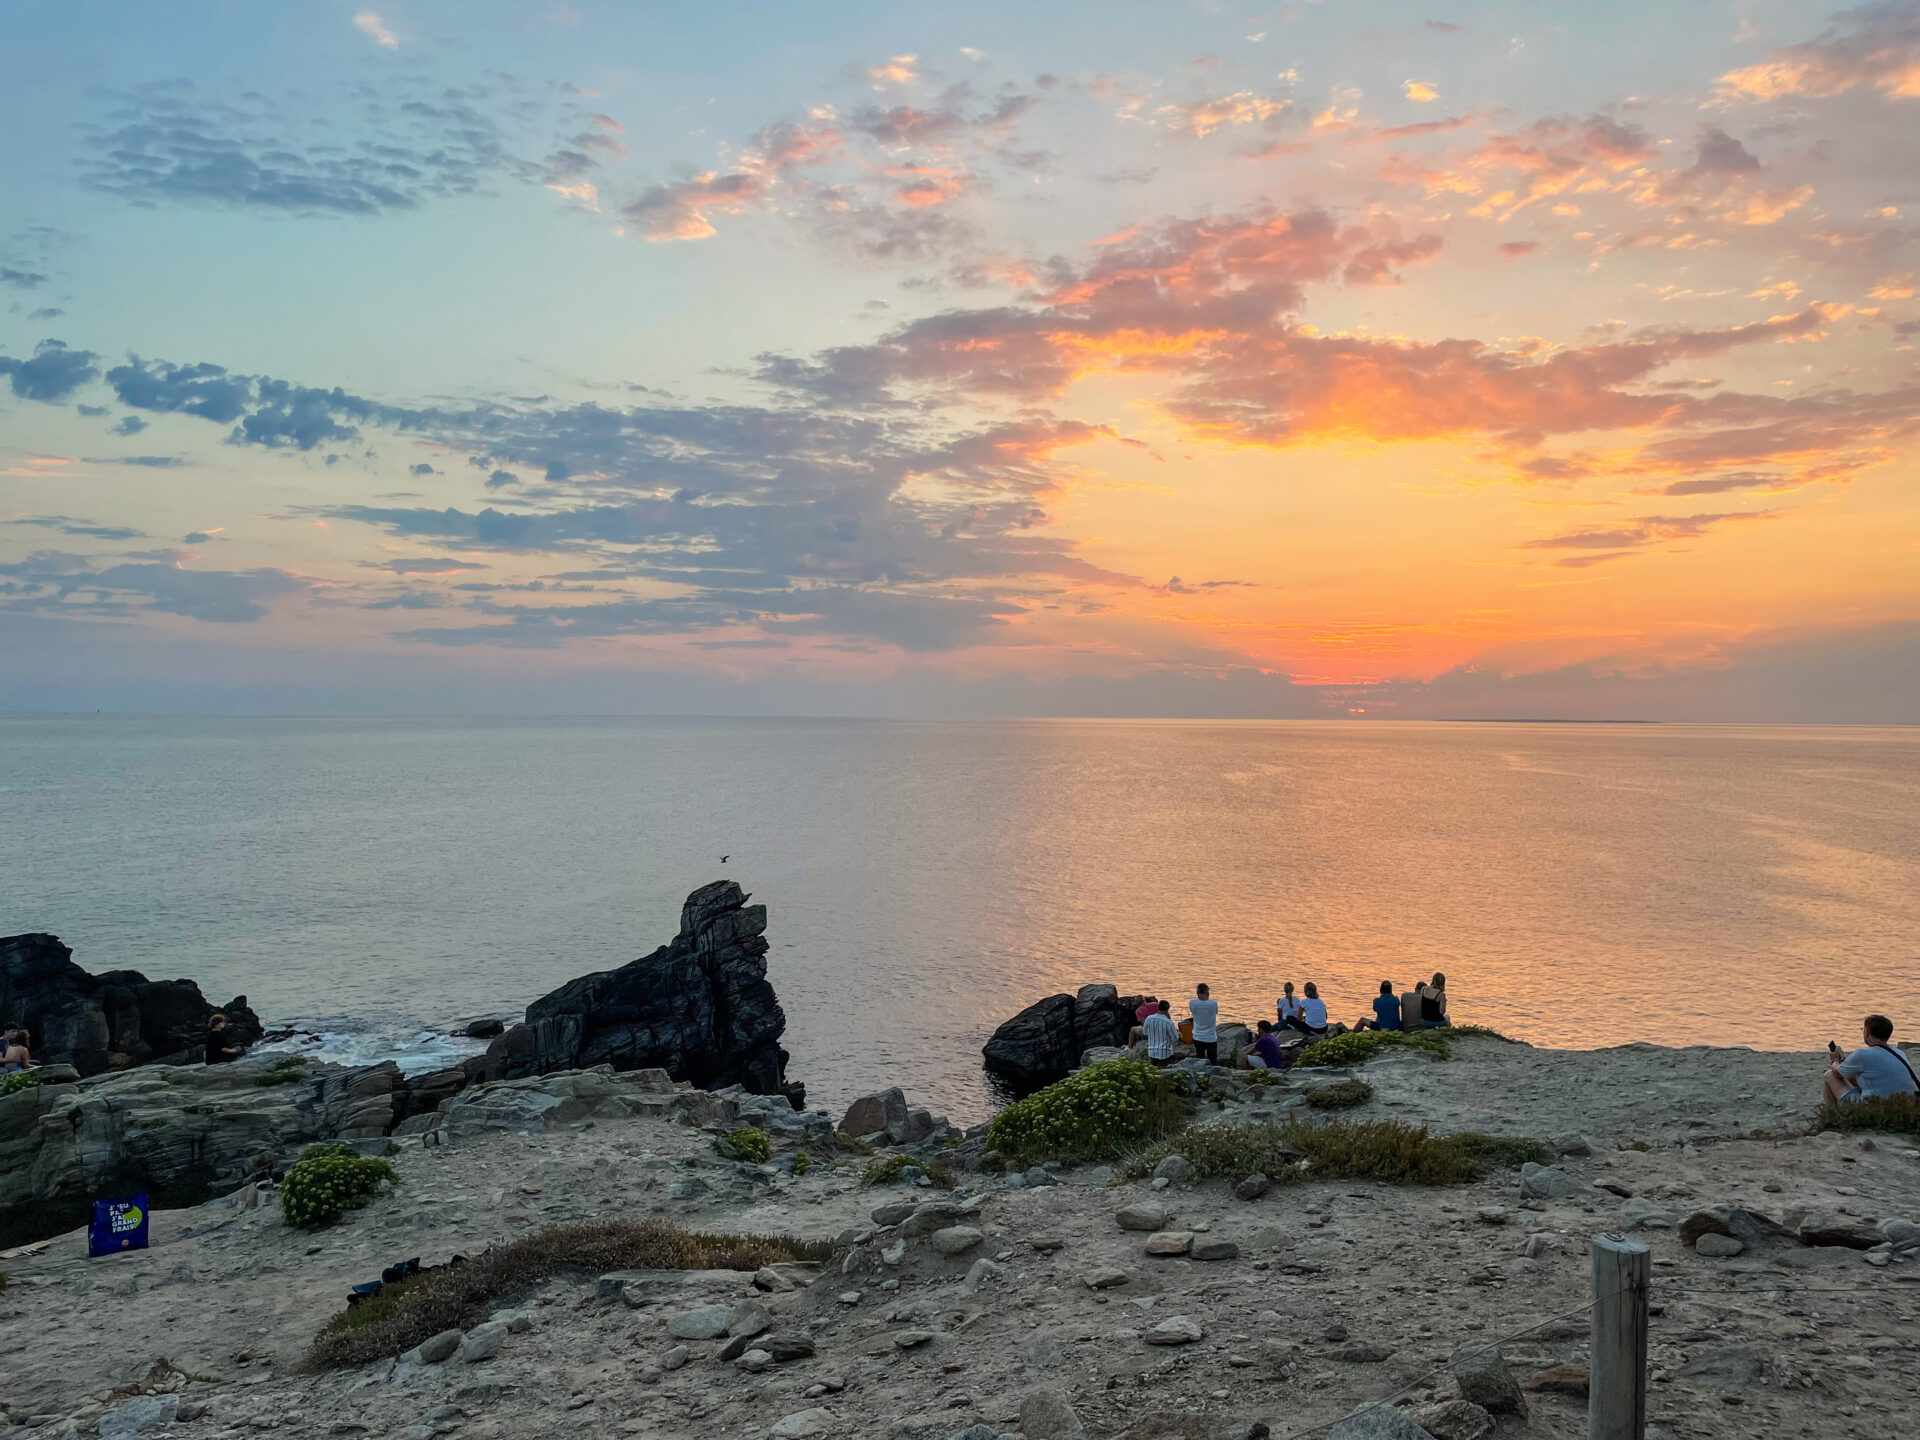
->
xmin=982 ymin=982 xmax=1146 ymax=1086
xmin=0 ymin=932 xmax=262 ymax=1076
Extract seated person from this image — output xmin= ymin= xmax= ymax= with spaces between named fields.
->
xmin=1243 ymin=1018 xmax=1289 ymax=1070
xmin=1355 ymin=980 xmax=1402 ymax=1032
xmin=1823 ymin=1014 xmax=1918 ymax=1105
xmin=2 ymin=1026 xmax=32 ymax=1073
xmin=1277 ymin=982 xmax=1304 ymax=1029
xmin=1416 ymin=972 xmax=1450 ymax=1029
xmin=1129 ymin=996 xmax=1160 ymax=1046
xmin=1283 ymin=982 xmax=1329 ymax=1038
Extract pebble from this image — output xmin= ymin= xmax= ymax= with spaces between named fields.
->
xmin=1083 ymin=1266 xmax=1131 ymax=1289
xmin=660 ymin=1345 xmax=690 ymax=1371
xmin=1234 ymin=1174 xmax=1271 ymax=1201
xmin=736 ymin=1349 xmax=772 ymax=1373
xmin=1144 ymin=1315 xmax=1205 ymax=1346
xmin=837 ymin=1291 xmax=863 ymax=1305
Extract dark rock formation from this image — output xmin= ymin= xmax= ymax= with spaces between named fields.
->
xmin=0 ymin=933 xmax=262 ymax=1077
xmin=477 ymin=881 xmax=802 ymax=1106
xmin=982 ymin=982 xmax=1146 ymax=1087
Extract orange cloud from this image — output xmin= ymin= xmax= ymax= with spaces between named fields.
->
xmin=1717 ymin=5 xmax=1920 ymax=101
xmin=623 ymin=122 xmax=839 ymax=241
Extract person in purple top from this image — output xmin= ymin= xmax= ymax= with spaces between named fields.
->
xmin=1244 ymin=1018 xmax=1289 ymax=1069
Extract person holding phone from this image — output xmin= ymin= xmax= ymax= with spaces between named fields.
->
xmin=1822 ymin=1014 xmax=1918 ymax=1105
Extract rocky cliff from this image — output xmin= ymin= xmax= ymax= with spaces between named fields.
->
xmin=981 ymin=982 xmax=1145 ymax=1087
xmin=474 ymin=880 xmax=803 ymax=1106
xmin=0 ymin=933 xmax=262 ymax=1076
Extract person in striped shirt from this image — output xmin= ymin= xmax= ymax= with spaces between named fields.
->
xmin=1141 ymin=1000 xmax=1180 ymax=1066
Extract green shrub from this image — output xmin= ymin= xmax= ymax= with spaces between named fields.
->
xmin=1 ymin=1071 xmax=46 ymax=1097
xmin=988 ymin=1059 xmax=1187 ymax=1163
xmin=280 ymin=1146 xmax=395 ymax=1229
xmin=1129 ymin=1123 xmax=1308 ymax=1184
xmin=1129 ymin=1119 xmax=1542 ymax=1187
xmin=714 ymin=1128 xmax=772 ymax=1163
xmin=1307 ymin=1078 xmax=1375 ymax=1109
xmin=1820 ymin=1094 xmax=1920 ymax=1135
xmin=862 ymin=1154 xmax=956 ymax=1188
xmin=834 ymin=1132 xmax=874 ymax=1156
xmin=790 ymin=1150 xmax=811 ymax=1176
xmin=256 ymin=1057 xmax=308 ymax=1088
xmin=306 ymin=1218 xmax=833 ymax=1369
xmin=1296 ymin=1031 xmax=1451 ymax=1068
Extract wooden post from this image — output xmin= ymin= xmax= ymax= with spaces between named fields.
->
xmin=1590 ymin=1233 xmax=1650 ymax=1440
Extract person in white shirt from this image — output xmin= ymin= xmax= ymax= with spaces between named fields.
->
xmin=1295 ymin=982 xmax=1329 ymax=1037
xmin=1142 ymin=1000 xmax=1180 ymax=1067
xmin=1823 ymin=1014 xmax=1919 ymax=1105
xmin=1277 ymin=982 xmax=1304 ymax=1029
xmin=1189 ymin=984 xmax=1220 ymax=1064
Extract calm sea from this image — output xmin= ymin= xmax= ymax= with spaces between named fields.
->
xmin=3 ymin=717 xmax=1915 ymax=1122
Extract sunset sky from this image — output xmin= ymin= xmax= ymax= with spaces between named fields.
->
xmin=3 ymin=1 xmax=1917 ymax=717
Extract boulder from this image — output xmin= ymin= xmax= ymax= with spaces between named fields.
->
xmin=462 ymin=1018 xmax=506 ymax=1040
xmin=1153 ymin=1155 xmax=1193 ymax=1183
xmin=1145 ymin=1231 xmax=1193 ymax=1256
xmin=1020 ymin=1389 xmax=1089 ymax=1440
xmin=1451 ymin=1344 xmax=1524 ymax=1414
xmin=1880 ymin=1218 xmax=1920 ymax=1250
xmin=1695 ymin=1232 xmax=1745 ymax=1258
xmin=1679 ymin=1205 xmax=1796 ymax=1251
xmin=485 ymin=881 xmax=802 ymax=1104
xmin=930 ymin=1226 xmax=984 ymax=1256
xmin=1234 ymin=1174 xmax=1271 ymax=1201
xmin=1517 ymin=1163 xmax=1588 ymax=1201
xmin=667 ymin=1304 xmax=733 ymax=1340
xmin=840 ymin=1088 xmax=909 ymax=1138
xmin=0 ymin=932 xmax=261 ymax=1075
xmin=1191 ymin=1237 xmax=1239 ymax=1262
xmin=1117 ymin=1201 xmax=1173 ymax=1231
xmin=983 ymin=984 xmax=1146 ymax=1086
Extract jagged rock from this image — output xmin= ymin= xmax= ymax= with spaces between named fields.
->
xmin=1680 ymin=1205 xmax=1796 ymax=1250
xmin=982 ymin=983 xmax=1146 ymax=1085
xmin=727 ymin=1299 xmax=774 ymax=1338
xmin=0 ymin=932 xmax=261 ymax=1075
xmin=483 ymin=882 xmax=801 ymax=1104
xmin=1798 ymin=1211 xmax=1884 ymax=1249
xmin=1451 ymin=1344 xmax=1524 ymax=1414
xmin=463 ymin=1018 xmax=506 ymax=1039
xmin=1329 ymin=1404 xmax=1436 ymax=1439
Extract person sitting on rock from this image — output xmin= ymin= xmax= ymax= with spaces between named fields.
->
xmin=1283 ymin=983 xmax=1329 ymax=1038
xmin=1823 ymin=1014 xmax=1918 ymax=1105
xmin=1354 ymin=980 xmax=1403 ymax=1032
xmin=1189 ymin=983 xmax=1220 ymax=1064
xmin=2 ymin=1027 xmax=32 ymax=1072
xmin=1277 ymin=982 xmax=1304 ymax=1029
xmin=1142 ymin=1000 xmax=1180 ymax=1067
xmin=204 ymin=1013 xmax=241 ymax=1066
xmin=1244 ymin=1019 xmax=1289 ymax=1070
xmin=1129 ymin=996 xmax=1160 ymax=1046
xmin=1417 ymin=972 xmax=1451 ymax=1029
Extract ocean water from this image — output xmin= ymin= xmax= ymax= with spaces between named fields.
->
xmin=3 ymin=716 xmax=1916 ymax=1122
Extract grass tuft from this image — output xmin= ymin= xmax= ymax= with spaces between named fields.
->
xmin=280 ymin=1143 xmax=394 ymax=1230
xmin=1128 ymin=1118 xmax=1541 ymax=1187
xmin=1294 ymin=1025 xmax=1517 ymax=1069
xmin=713 ymin=1128 xmax=772 ymax=1163
xmin=1819 ymin=1093 xmax=1920 ymax=1135
xmin=256 ymin=1056 xmax=309 ymax=1088
xmin=306 ymin=1219 xmax=832 ymax=1370
xmin=1 ymin=1071 xmax=45 ymax=1097
xmin=987 ymin=1059 xmax=1187 ymax=1164
xmin=1306 ymin=1078 xmax=1375 ymax=1109
xmin=862 ymin=1154 xmax=956 ymax=1188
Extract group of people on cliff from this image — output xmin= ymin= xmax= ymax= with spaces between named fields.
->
xmin=1127 ymin=973 xmax=1451 ymax=1069
xmin=0 ymin=1016 xmax=247 ymax=1073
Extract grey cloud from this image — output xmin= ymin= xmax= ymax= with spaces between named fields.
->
xmin=410 ymin=462 xmax=439 ymax=476
xmin=114 ymin=415 xmax=148 ymax=435
xmin=364 ymin=590 xmax=447 ymax=610
xmin=95 ymin=455 xmax=185 ymax=468
xmin=107 ymin=358 xmax=251 ymax=421
xmin=12 ymin=516 xmax=148 ymax=540
xmin=28 ymin=307 xmax=65 ymax=321
xmin=0 ymin=266 xmax=48 ymax=288
xmin=0 ymin=549 xmax=304 ymax=622
xmin=108 ymin=357 xmax=407 ymax=451
xmin=0 ymin=340 xmax=99 ymax=401
xmin=181 ymin=531 xmax=219 ymax=544
xmin=486 ymin=469 xmax=519 ymax=489
xmin=361 ymin=557 xmax=491 ymax=573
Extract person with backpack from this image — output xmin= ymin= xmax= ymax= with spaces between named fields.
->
xmin=1822 ymin=1014 xmax=1918 ymax=1105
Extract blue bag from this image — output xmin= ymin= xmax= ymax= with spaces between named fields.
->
xmin=88 ymin=1194 xmax=150 ymax=1257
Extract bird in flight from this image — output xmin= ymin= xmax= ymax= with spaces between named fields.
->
xmin=720 ymin=855 xmax=730 ymax=863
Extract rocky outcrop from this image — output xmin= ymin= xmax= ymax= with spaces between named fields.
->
xmin=0 ymin=933 xmax=262 ymax=1076
xmin=475 ymin=881 xmax=802 ymax=1106
xmin=0 ymin=1056 xmax=410 ymax=1209
xmin=982 ymin=983 xmax=1145 ymax=1087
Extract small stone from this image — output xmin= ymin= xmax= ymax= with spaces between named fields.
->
xmin=1143 ymin=1315 xmax=1205 ymax=1346
xmin=1019 ymin=1388 xmax=1088 ymax=1440
xmin=1029 ymin=1235 xmax=1066 ymax=1251
xmin=1145 ymin=1231 xmax=1193 ymax=1256
xmin=1476 ymin=1207 xmax=1509 ymax=1225
xmin=1191 ymin=1238 xmax=1239 ymax=1262
xmin=1518 ymin=1163 xmax=1588 ymax=1201
xmin=1024 ymin=1166 xmax=1057 ymax=1187
xmin=1116 ymin=1202 xmax=1173 ymax=1231
xmin=1521 ymin=1233 xmax=1555 ymax=1259
xmin=1452 ymin=1343 xmax=1525 ymax=1414
xmin=667 ymin=1304 xmax=732 ymax=1340
xmin=1334 ymin=1344 xmax=1396 ymax=1364
xmin=837 ymin=1291 xmax=862 ymax=1305
xmin=930 ymin=1226 xmax=985 ymax=1255
xmin=1234 ymin=1174 xmax=1271 ymax=1201
xmin=736 ymin=1348 xmax=773 ymax=1373
xmin=762 ymin=1334 xmax=818 ymax=1362
xmin=1694 ymin=1233 xmax=1745 ymax=1258
xmin=660 ymin=1345 xmax=690 ymax=1371
xmin=949 ymin=1427 xmax=999 ymax=1440
xmin=1526 ymin=1364 xmax=1590 ymax=1397
xmin=871 ymin=1200 xmax=918 ymax=1226
xmin=718 ymin=1333 xmax=753 ymax=1362
xmin=456 ymin=1320 xmax=510 ymax=1363
xmin=501 ymin=1310 xmax=534 ymax=1334
xmin=769 ymin=1409 xmax=835 ymax=1438
xmin=1151 ymin=1176 xmax=1171 ymax=1189
xmin=636 ymin=1365 xmax=663 ymax=1384
xmin=882 ymin=1239 xmax=908 ymax=1266
xmin=894 ymin=1329 xmax=937 ymax=1348
xmin=1323 ymin=1323 xmax=1349 ymax=1342
xmin=1152 ymin=1155 xmax=1193 ymax=1183
xmin=1406 ymin=1398 xmax=1492 ymax=1440
xmin=1083 ymin=1266 xmax=1131 ymax=1289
